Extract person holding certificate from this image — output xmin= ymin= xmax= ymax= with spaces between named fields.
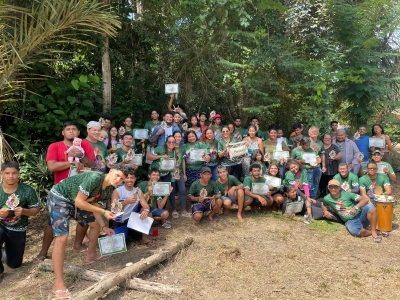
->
xmin=202 ymin=128 xmax=219 ymax=181
xmin=243 ymin=164 xmax=272 ymax=213
xmin=290 ymin=137 xmax=322 ymax=199
xmin=182 ymin=131 xmax=210 ymax=186
xmin=360 ymin=150 xmax=396 ymax=182
xmin=111 ymin=132 xmax=139 ymax=170
xmin=265 ymin=162 xmax=285 ymax=210
xmin=319 ymin=133 xmax=342 ymax=197
xmin=263 ymin=125 xmax=289 ymax=177
xmin=370 ymin=124 xmax=393 ymax=164
xmin=359 ymin=162 xmax=392 ymax=204
xmin=242 ymin=125 xmax=264 ymax=177
xmin=283 ymin=159 xmax=310 ymax=197
xmin=218 ymin=126 xmax=242 ymax=180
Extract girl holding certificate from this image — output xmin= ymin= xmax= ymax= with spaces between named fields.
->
xmin=217 ymin=126 xmax=242 ymax=179
xmin=242 ymin=125 xmax=264 ymax=177
xmin=265 ymin=162 xmax=285 ymax=210
xmin=370 ymin=124 xmax=393 ymax=163
xmin=146 ymin=135 xmax=180 ymax=217
xmin=283 ymin=159 xmax=310 ymax=197
xmin=183 ymin=131 xmax=210 ymax=186
xmin=202 ymin=128 xmax=219 ymax=181
xmin=281 ymin=184 xmax=314 ymax=224
xmin=250 ymin=150 xmax=268 ymax=175
xmin=263 ymin=126 xmax=289 ymax=177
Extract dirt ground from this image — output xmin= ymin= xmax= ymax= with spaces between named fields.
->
xmin=2 ymin=182 xmax=400 ymax=300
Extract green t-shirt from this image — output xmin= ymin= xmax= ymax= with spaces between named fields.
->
xmin=333 ymin=172 xmax=359 ymax=192
xmin=216 ymin=175 xmax=243 ymax=196
xmin=137 ymin=181 xmax=164 ymax=208
xmin=114 ymin=147 xmax=142 ymax=166
xmin=50 ymin=172 xmax=114 ymax=206
xmin=144 ymin=120 xmax=162 ymax=137
xmin=0 ymin=183 xmax=39 ymax=231
xmin=359 ymin=174 xmax=391 ymax=197
xmin=291 ymin=146 xmax=321 ymax=169
xmin=362 ymin=161 xmax=394 ymax=178
xmin=232 ymin=128 xmax=247 ymax=141
xmin=253 ymin=162 xmax=268 ymax=176
xmin=310 ymin=140 xmax=324 ymax=154
xmin=188 ymin=179 xmax=220 ymax=201
xmin=323 ymin=191 xmax=360 ymax=222
xmin=150 ymin=146 xmax=177 ymax=176
xmin=283 ymin=170 xmax=308 ymax=188
xmin=243 ymin=175 xmax=265 ymax=190
xmin=203 ymin=140 xmax=219 ymax=166
xmin=90 ymin=141 xmax=108 ymax=173
xmin=183 ymin=142 xmax=208 ymax=170
xmin=287 ymin=134 xmax=304 ymax=148
xmin=263 ymin=140 xmax=289 ymax=163
xmin=217 ymin=137 xmax=239 ymax=166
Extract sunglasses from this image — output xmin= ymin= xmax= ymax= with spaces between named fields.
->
xmin=328 ymin=185 xmax=340 ymax=189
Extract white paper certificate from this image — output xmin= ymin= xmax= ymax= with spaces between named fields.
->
xmin=160 ymin=159 xmax=175 ymax=171
xmin=251 ymin=183 xmax=269 ymax=195
xmin=369 ymin=137 xmax=385 ymax=148
xmin=165 ymin=83 xmax=179 ymax=94
xmin=302 ymin=153 xmax=317 ymax=164
xmin=98 ymin=233 xmax=127 ymax=255
xmin=127 ymin=212 xmax=154 ymax=234
xmin=273 ymin=150 xmax=289 ymax=161
xmin=68 ymin=166 xmax=92 ymax=177
xmin=264 ymin=176 xmax=282 ymax=188
xmin=131 ymin=154 xmax=143 ymax=166
xmin=134 ymin=129 xmax=148 ymax=140
xmin=152 ymin=182 xmax=171 ymax=196
xmin=284 ymin=201 xmax=304 ymax=214
xmin=190 ymin=149 xmax=208 ymax=161
xmin=377 ymin=163 xmax=386 ymax=174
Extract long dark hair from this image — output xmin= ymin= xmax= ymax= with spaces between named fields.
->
xmin=267 ymin=162 xmax=282 ymax=178
xmin=107 ymin=126 xmax=119 ymax=149
xmin=164 ymin=135 xmax=176 ymax=153
xmin=372 ymin=124 xmax=385 ymax=136
xmin=184 ymin=130 xmax=198 ymax=144
xmin=189 ymin=116 xmax=201 ymax=128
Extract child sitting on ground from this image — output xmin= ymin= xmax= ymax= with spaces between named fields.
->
xmin=281 ymin=184 xmax=314 ymax=224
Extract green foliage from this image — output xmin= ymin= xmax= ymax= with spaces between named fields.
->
xmin=4 ymin=74 xmax=102 ymax=150
xmin=14 ymin=149 xmax=53 ymax=206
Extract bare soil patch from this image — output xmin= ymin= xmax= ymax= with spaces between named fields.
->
xmin=2 ymin=182 xmax=400 ymax=300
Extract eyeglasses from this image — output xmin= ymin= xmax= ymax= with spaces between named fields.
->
xmin=367 ymin=167 xmax=377 ymax=170
xmin=167 ymin=141 xmax=175 ymax=144
xmin=328 ymin=185 xmax=340 ymax=189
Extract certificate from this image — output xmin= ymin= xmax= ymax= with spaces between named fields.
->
xmin=251 ymin=183 xmax=269 ymax=195
xmin=302 ymin=153 xmax=317 ymax=164
xmin=165 ymin=83 xmax=179 ymax=94
xmin=190 ymin=149 xmax=208 ymax=161
xmin=377 ymin=163 xmax=386 ymax=174
xmin=131 ymin=154 xmax=143 ymax=166
xmin=264 ymin=176 xmax=282 ymax=188
xmin=160 ymin=158 xmax=175 ymax=171
xmin=273 ymin=150 xmax=290 ymax=161
xmin=284 ymin=201 xmax=304 ymax=214
xmin=152 ymin=182 xmax=171 ymax=196
xmin=98 ymin=233 xmax=127 ymax=256
xmin=134 ymin=129 xmax=148 ymax=140
xmin=369 ymin=137 xmax=385 ymax=148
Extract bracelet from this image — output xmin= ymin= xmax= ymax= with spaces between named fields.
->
xmin=102 ymin=209 xmax=106 ymax=216
xmin=101 ymin=225 xmax=106 ymax=231
xmin=144 ymin=208 xmax=150 ymax=212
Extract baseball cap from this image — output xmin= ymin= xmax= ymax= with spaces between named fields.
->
xmin=199 ymin=112 xmax=208 ymax=118
xmin=201 ymin=166 xmax=212 ymax=174
xmin=87 ymin=121 xmax=101 ymax=129
xmin=213 ymin=114 xmax=222 ymax=120
xmin=328 ymin=179 xmax=340 ymax=187
xmin=372 ymin=150 xmax=383 ymax=155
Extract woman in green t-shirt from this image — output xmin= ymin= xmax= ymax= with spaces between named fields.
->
xmin=217 ymin=125 xmax=242 ymax=179
xmin=183 ymin=130 xmax=210 ymax=186
xmin=146 ymin=135 xmax=181 ymax=217
xmin=202 ymin=128 xmax=219 ymax=181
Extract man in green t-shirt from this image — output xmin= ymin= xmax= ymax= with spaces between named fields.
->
xmin=322 ymin=179 xmax=383 ymax=243
xmin=0 ymin=161 xmax=40 ymax=279
xmin=359 ymin=161 xmax=391 ymax=204
xmin=111 ymin=132 xmax=139 ymax=170
xmin=86 ymin=121 xmax=108 ymax=173
xmin=232 ymin=116 xmax=247 ymax=141
xmin=188 ymin=167 xmax=222 ymax=222
xmin=243 ymin=164 xmax=272 ymax=212
xmin=333 ymin=163 xmax=360 ymax=193
xmin=215 ymin=166 xmax=244 ymax=221
xmin=48 ymin=165 xmax=128 ymax=298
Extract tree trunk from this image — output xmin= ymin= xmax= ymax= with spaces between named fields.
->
xmin=73 ymin=237 xmax=193 ymax=300
xmin=102 ymin=0 xmax=112 ymax=112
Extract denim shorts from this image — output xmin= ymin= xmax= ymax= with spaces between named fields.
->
xmin=222 ymin=194 xmax=238 ymax=204
xmin=345 ymin=204 xmax=375 ymax=236
xmin=149 ymin=207 xmax=167 ymax=217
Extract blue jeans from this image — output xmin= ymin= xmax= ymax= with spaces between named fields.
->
xmin=349 ymin=164 xmax=360 ymax=175
xmin=345 ymin=204 xmax=375 ymax=236
xmin=209 ymin=165 xmax=218 ymax=182
xmin=306 ymin=167 xmax=322 ymax=199
xmin=161 ymin=173 xmax=177 ymax=211
xmin=172 ymin=173 xmax=188 ymax=212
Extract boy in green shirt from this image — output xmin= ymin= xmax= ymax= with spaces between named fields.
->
xmin=359 ymin=162 xmax=391 ymax=204
xmin=243 ymin=164 xmax=272 ymax=212
xmin=188 ymin=167 xmax=222 ymax=222
xmin=333 ymin=163 xmax=360 ymax=193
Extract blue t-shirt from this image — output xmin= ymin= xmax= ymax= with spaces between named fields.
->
xmin=351 ymin=135 xmax=369 ymax=162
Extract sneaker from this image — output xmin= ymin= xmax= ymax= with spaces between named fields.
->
xmin=172 ymin=211 xmax=179 ymax=219
xmin=161 ymin=222 xmax=172 ymax=229
xmin=304 ymin=214 xmax=313 ymax=224
xmin=181 ymin=212 xmax=192 ymax=217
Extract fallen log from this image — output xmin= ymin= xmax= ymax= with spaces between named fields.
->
xmin=38 ymin=260 xmax=184 ymax=295
xmin=45 ymin=237 xmax=192 ymax=300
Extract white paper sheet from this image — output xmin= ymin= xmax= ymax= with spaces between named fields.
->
xmin=127 ymin=212 xmax=154 ymax=234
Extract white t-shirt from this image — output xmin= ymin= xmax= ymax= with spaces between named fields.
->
xmin=114 ymin=185 xmax=140 ymax=222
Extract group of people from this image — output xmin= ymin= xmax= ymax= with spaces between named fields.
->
xmin=0 ymin=103 xmax=396 ymax=298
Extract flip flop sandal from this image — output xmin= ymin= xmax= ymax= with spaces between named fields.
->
xmin=373 ymin=236 xmax=382 ymax=243
xmin=172 ymin=212 xmax=179 ymax=218
xmin=33 ymin=255 xmax=47 ymax=263
xmin=377 ymin=230 xmax=389 ymax=237
xmin=84 ymin=255 xmax=110 ymax=265
xmin=52 ymin=289 xmax=72 ymax=299
xmin=161 ymin=222 xmax=172 ymax=229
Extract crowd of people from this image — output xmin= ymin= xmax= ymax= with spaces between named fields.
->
xmin=0 ymin=98 xmax=397 ymax=298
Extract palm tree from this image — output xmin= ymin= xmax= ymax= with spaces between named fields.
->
xmin=0 ymin=0 xmax=121 ymax=102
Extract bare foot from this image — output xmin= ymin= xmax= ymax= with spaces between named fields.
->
xmin=237 ymin=212 xmax=244 ymax=222
xmin=241 ymin=211 xmax=246 ymax=219
xmin=223 ymin=208 xmax=230 ymax=215
xmin=73 ymin=245 xmax=88 ymax=253
xmin=251 ymin=206 xmax=260 ymax=213
xmin=208 ymin=215 xmax=215 ymax=222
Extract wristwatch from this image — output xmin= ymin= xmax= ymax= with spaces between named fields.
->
xmin=354 ymin=206 xmax=359 ymax=211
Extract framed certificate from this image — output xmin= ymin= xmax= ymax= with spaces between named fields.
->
xmin=165 ymin=83 xmax=179 ymax=94
xmin=369 ymin=137 xmax=385 ymax=148
xmin=160 ymin=158 xmax=175 ymax=171
xmin=251 ymin=183 xmax=269 ymax=195
xmin=190 ymin=149 xmax=208 ymax=161
xmin=273 ymin=150 xmax=290 ymax=161
xmin=134 ymin=129 xmax=148 ymax=140
xmin=98 ymin=233 xmax=127 ymax=256
xmin=264 ymin=176 xmax=282 ymax=188
xmin=152 ymin=182 xmax=171 ymax=196
xmin=377 ymin=163 xmax=386 ymax=174
xmin=302 ymin=153 xmax=317 ymax=164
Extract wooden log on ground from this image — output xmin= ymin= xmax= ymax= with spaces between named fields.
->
xmin=38 ymin=259 xmax=184 ymax=295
